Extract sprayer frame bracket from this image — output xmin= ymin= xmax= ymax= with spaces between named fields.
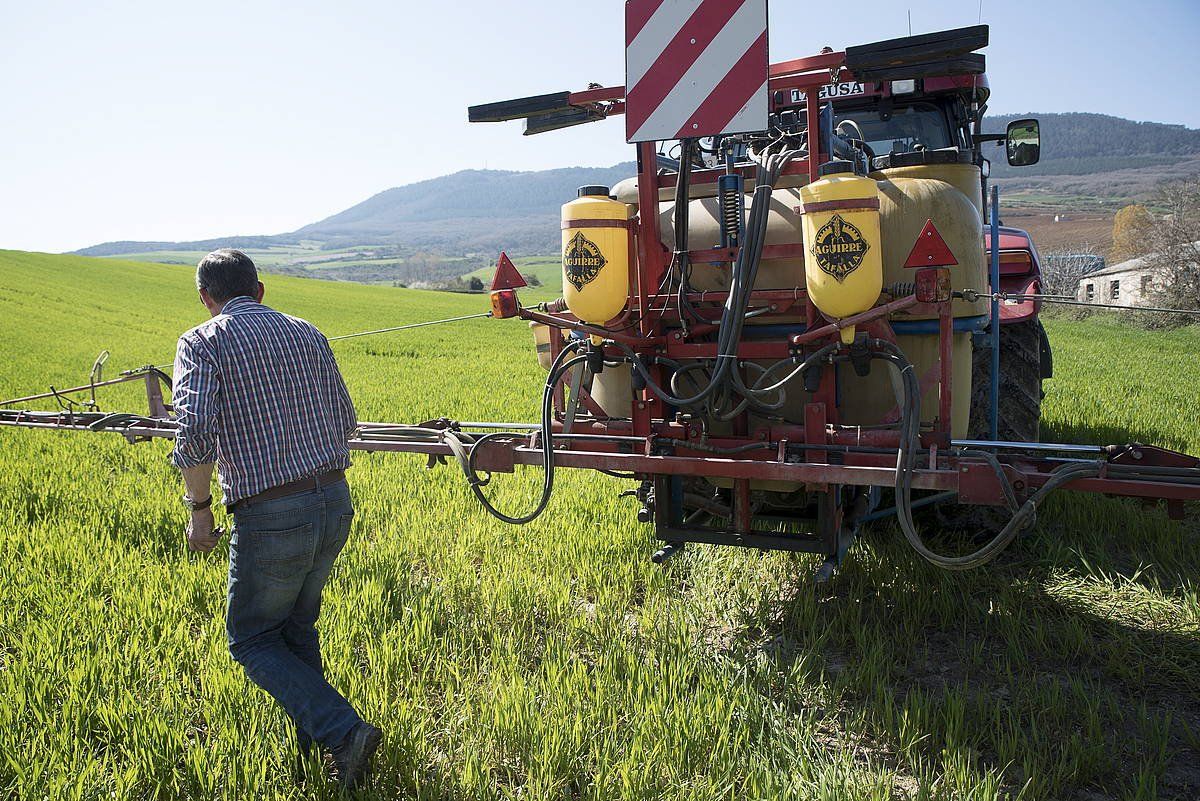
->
xmin=956 ymin=462 xmax=1019 ymax=506
xmin=471 ymin=437 xmax=517 ymax=474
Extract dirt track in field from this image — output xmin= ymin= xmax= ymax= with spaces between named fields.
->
xmin=1003 ymin=206 xmax=1116 ymax=254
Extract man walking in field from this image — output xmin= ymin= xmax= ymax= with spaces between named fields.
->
xmin=170 ymin=248 xmax=381 ymax=788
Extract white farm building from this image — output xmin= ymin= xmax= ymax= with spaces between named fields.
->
xmin=1076 ymin=256 xmax=1157 ymax=307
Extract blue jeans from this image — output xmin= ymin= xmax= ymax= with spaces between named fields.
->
xmin=226 ymin=478 xmax=361 ymax=749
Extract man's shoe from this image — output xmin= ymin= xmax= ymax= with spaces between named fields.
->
xmin=330 ymin=722 xmax=383 ymax=790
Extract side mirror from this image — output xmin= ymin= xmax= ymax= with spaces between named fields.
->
xmin=1006 ymin=118 xmax=1040 ymax=167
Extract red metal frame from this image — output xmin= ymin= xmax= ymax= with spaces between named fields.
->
xmin=488 ymin=53 xmax=1196 ymax=547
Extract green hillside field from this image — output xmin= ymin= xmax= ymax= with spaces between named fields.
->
xmin=463 ymin=255 xmax=562 ymax=289
xmin=0 ymin=250 xmax=1197 ymax=800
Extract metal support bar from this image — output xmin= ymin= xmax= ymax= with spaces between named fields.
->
xmin=5 ymin=410 xmax=1200 ymax=505
xmin=144 ymin=373 xmax=170 ymax=420
xmin=563 ymin=366 xmax=587 ymax=434
xmin=791 ymin=295 xmax=919 ymax=346
xmin=859 ymin=490 xmax=958 ymax=523
xmin=0 ymin=371 xmax=157 ymax=408
xmin=937 ymin=298 xmax=953 ymax=432
xmin=989 ymin=184 xmax=1001 ymax=440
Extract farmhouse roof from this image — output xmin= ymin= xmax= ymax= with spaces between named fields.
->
xmin=1084 ymin=257 xmax=1150 ymax=279
xmin=1081 ymin=242 xmax=1200 ymax=279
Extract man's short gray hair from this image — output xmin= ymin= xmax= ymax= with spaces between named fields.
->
xmin=197 ymin=249 xmax=259 ymax=303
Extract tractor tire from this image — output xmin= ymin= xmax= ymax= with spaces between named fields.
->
xmin=967 ymin=318 xmax=1049 ymax=443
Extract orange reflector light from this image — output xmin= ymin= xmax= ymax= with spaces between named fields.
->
xmin=998 ymin=251 xmax=1034 ymax=269
xmin=915 ymin=267 xmax=952 ymax=303
xmin=490 ymin=289 xmax=520 ymax=319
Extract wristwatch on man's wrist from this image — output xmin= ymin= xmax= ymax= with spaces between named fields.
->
xmin=182 ymin=494 xmax=213 ymax=512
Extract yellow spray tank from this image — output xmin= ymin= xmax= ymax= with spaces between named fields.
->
xmin=561 ymin=186 xmax=633 ymax=325
xmin=603 ymin=157 xmax=985 ymax=438
xmin=798 ymin=162 xmax=884 ymax=343
xmin=529 ymin=321 xmax=559 ymax=371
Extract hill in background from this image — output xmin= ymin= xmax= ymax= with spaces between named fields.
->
xmin=74 ymin=112 xmax=1199 ymax=284
xmin=985 ymin=112 xmax=1200 ymax=208
xmin=292 ymin=163 xmax=637 ymax=253
xmin=76 ymin=164 xmax=637 ymax=263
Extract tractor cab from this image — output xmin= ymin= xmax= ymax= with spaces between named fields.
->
xmin=698 ymin=73 xmax=1040 ymax=210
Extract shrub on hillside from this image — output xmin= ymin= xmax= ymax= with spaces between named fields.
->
xmin=1110 ymin=204 xmax=1152 ymax=262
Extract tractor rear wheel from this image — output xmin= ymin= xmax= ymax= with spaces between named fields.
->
xmin=967 ymin=318 xmax=1049 ymax=443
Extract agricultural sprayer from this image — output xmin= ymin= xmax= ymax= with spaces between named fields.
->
xmin=2 ymin=7 xmax=1198 ymax=579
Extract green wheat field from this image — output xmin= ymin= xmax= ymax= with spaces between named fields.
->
xmin=1 ymin=250 xmax=1198 ymax=800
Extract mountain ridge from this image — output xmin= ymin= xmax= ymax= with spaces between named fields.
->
xmin=76 ymin=112 xmax=1200 ymax=261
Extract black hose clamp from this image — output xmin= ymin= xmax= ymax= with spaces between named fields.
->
xmin=585 ymin=344 xmax=605 ymax=376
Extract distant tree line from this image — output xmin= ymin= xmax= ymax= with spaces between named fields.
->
xmin=986 ymin=112 xmax=1200 ymax=179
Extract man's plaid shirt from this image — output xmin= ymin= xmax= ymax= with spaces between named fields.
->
xmin=170 ymin=296 xmax=357 ymax=504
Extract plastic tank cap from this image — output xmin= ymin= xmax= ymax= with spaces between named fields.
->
xmin=817 ymin=160 xmax=856 ymax=177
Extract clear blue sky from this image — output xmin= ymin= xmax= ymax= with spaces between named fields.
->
xmin=2 ymin=0 xmax=1197 ymax=253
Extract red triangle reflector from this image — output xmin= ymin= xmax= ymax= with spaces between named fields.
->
xmin=903 ymin=219 xmax=958 ymax=268
xmin=490 ymin=252 xmax=527 ymax=290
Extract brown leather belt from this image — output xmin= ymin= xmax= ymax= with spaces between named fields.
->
xmin=229 ymin=469 xmax=345 ymax=512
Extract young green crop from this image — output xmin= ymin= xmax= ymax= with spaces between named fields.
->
xmin=0 ymin=250 xmax=1197 ymax=800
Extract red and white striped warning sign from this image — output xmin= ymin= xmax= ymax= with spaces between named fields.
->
xmin=625 ymin=0 xmax=769 ymax=143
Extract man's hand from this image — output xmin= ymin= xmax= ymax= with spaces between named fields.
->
xmin=179 ymin=462 xmax=218 ymax=553
xmin=186 ymin=507 xmax=220 ymax=552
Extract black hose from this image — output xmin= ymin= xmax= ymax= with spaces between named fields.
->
xmin=751 ymin=343 xmax=843 ymax=396
xmin=673 ymin=139 xmax=692 ymax=264
xmin=86 ymin=413 xmax=151 ymax=431
xmin=1105 ymin=463 xmax=1200 ymax=478
xmin=146 ymin=368 xmax=173 ymax=391
xmin=713 ymin=343 xmax=840 ymax=421
xmin=660 ymin=438 xmax=774 ymax=455
xmin=598 ymin=469 xmax=638 ymax=479
xmin=872 ymin=338 xmax=1103 ymax=570
xmin=465 ymin=341 xmax=584 ymax=524
xmin=711 ymin=147 xmax=807 ymax=416
xmin=952 ymin=448 xmax=1021 ymax=514
xmin=616 ymin=147 xmax=806 ymax=414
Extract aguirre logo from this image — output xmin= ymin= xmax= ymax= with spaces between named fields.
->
xmin=811 ymin=214 xmax=869 ymax=282
xmin=564 ymin=231 xmax=607 ymax=291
